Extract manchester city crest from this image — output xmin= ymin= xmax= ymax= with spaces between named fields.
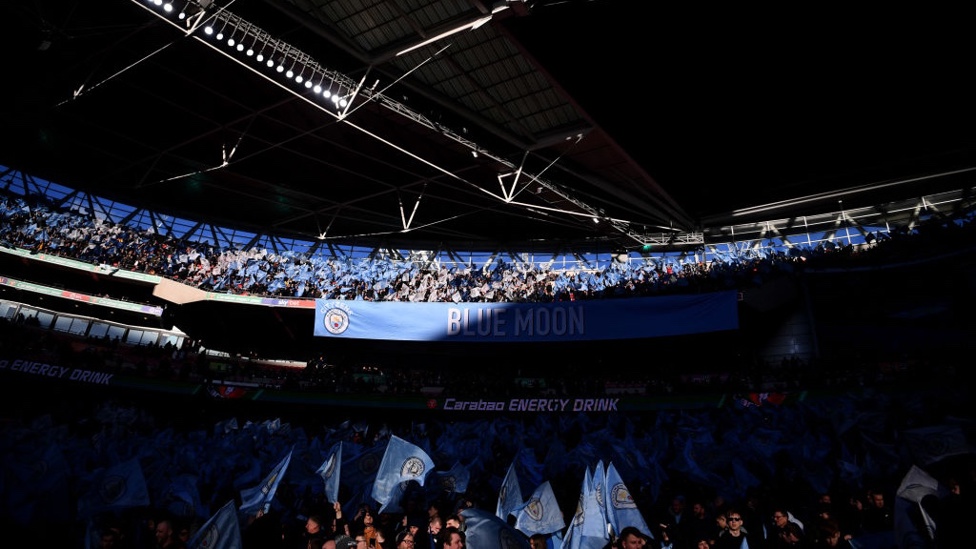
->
xmin=98 ymin=474 xmax=128 ymax=505
xmin=324 ymin=307 xmax=350 ymax=334
xmin=610 ymin=483 xmax=636 ymax=508
xmin=524 ymin=498 xmax=543 ymax=520
xmin=198 ymin=523 xmax=221 ymax=548
xmin=401 ymin=456 xmax=426 ymax=478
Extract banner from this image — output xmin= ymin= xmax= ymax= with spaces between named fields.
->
xmin=315 ymin=293 xmax=738 ymax=342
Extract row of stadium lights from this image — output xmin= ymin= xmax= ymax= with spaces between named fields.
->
xmin=145 ymin=0 xmax=350 ymax=110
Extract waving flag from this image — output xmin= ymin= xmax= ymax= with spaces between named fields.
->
xmin=895 ymin=465 xmax=944 ymax=545
xmin=902 ymin=424 xmax=974 ymax=466
xmin=371 ymin=435 xmax=435 ymax=513
xmin=604 ymin=462 xmax=650 ymax=538
xmin=671 ymin=437 xmax=725 ymax=488
xmin=317 ymin=442 xmax=342 ymax=503
xmin=188 ymin=499 xmax=242 ymax=549
xmin=582 ymin=462 xmax=607 ymax=538
xmin=4 ymin=438 xmax=72 ymax=525
xmin=77 ymin=458 xmax=150 ymax=518
xmin=497 ymin=460 xmax=524 ymax=520
xmin=432 ymin=461 xmax=471 ymax=495
xmin=515 ymin=480 xmax=565 ymax=536
xmin=239 ymin=448 xmax=292 ymax=515
xmin=462 ymin=507 xmax=531 ymax=549
xmin=162 ymin=473 xmax=206 ymax=520
xmin=561 ymin=467 xmax=609 ymax=549
xmin=340 ymin=441 xmax=387 ymax=516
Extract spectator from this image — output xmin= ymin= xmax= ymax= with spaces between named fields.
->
xmin=859 ymin=490 xmax=893 ymax=534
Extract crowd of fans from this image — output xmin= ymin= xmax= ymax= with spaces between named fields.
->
xmin=6 ymin=191 xmax=973 ymax=306
xmin=0 ymin=191 xmax=766 ymax=302
xmin=1 ymin=188 xmax=976 ymax=548
xmin=1 ymin=356 xmax=973 ymax=549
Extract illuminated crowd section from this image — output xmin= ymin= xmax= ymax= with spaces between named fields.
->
xmin=3 ymin=166 xmax=971 ymax=274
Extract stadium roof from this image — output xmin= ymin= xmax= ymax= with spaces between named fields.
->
xmin=2 ymin=1 xmax=976 ymax=253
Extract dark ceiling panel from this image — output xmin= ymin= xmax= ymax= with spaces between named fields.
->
xmin=2 ymin=1 xmax=974 ymax=252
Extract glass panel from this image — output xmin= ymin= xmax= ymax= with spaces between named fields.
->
xmin=139 ymin=331 xmax=159 ymax=346
xmin=67 ymin=317 xmax=90 ymax=336
xmin=53 ymin=315 xmax=73 ymax=333
xmin=125 ymin=329 xmax=144 ymax=345
xmin=34 ymin=311 xmax=55 ymax=329
xmin=106 ymin=325 xmax=126 ymax=344
xmin=88 ymin=322 xmax=109 ymax=339
xmin=0 ymin=302 xmax=19 ymax=320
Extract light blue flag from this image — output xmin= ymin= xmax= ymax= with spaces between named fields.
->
xmin=604 ymin=462 xmax=650 ymax=539
xmin=232 ymin=456 xmax=263 ymax=492
xmin=671 ymin=437 xmax=725 ymax=489
xmin=497 ymin=460 xmax=524 ymax=520
xmin=340 ymin=441 xmax=387 ymax=516
xmin=432 ymin=461 xmax=471 ymax=495
xmin=340 ymin=441 xmax=384 ymax=490
xmin=896 ymin=465 xmax=944 ymax=545
xmin=515 ymin=480 xmax=565 ymax=536
xmin=4 ymin=437 xmax=72 ymax=525
xmin=562 ymin=472 xmax=587 ymax=549
xmin=371 ymin=435 xmax=435 ymax=513
xmin=77 ymin=458 xmax=151 ymax=518
xmin=462 ymin=507 xmax=531 ymax=549
xmin=317 ymin=442 xmax=342 ymax=503
xmin=902 ymin=424 xmax=974 ymax=466
xmin=239 ymin=448 xmax=292 ymax=515
xmin=559 ymin=469 xmax=609 ymax=549
xmin=188 ymin=499 xmax=242 ymax=549
xmin=163 ymin=473 xmax=207 ymax=520
xmin=582 ymin=462 xmax=607 ymax=539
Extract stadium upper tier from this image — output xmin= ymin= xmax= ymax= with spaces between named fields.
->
xmin=1 ymin=166 xmax=975 ymax=362
xmin=3 ymin=165 xmax=974 ymax=269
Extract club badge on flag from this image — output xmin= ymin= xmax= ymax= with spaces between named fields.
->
xmin=188 ymin=499 xmax=242 ymax=549
xmin=371 ymin=436 xmax=434 ymax=512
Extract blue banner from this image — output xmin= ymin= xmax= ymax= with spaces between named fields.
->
xmin=314 ymin=292 xmax=738 ymax=342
